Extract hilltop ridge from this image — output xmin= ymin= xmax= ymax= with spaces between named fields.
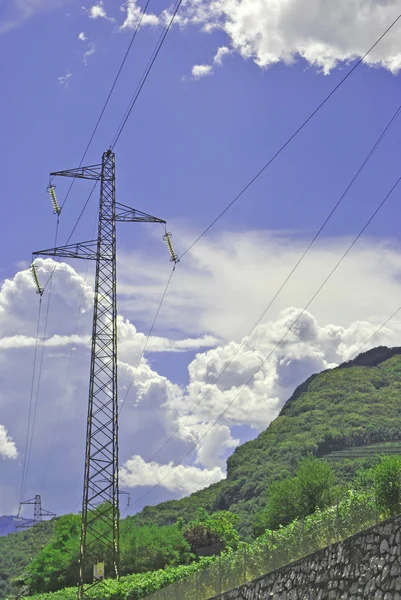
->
xmin=133 ymin=346 xmax=401 ymax=537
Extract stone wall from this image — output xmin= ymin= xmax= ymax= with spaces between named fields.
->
xmin=212 ymin=516 xmax=401 ymax=600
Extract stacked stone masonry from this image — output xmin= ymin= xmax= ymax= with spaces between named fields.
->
xmin=212 ymin=516 xmax=401 ymax=600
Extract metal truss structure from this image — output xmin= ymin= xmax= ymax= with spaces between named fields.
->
xmin=17 ymin=495 xmax=55 ymax=555
xmin=33 ymin=150 xmax=166 ymax=599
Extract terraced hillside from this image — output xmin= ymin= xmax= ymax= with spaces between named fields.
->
xmin=133 ymin=346 xmax=401 ymax=538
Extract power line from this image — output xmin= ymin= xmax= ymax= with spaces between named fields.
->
xmin=41 ymin=0 xmax=176 ymax=292
xmin=348 ymin=306 xmax=401 ymax=361
xmin=61 ymin=0 xmax=153 ymax=210
xmin=19 ymin=300 xmax=42 ymax=504
xmin=20 ymin=217 xmax=60 ymax=501
xmin=119 ymin=265 xmax=176 ymax=416
xmin=40 ymin=234 xmax=97 ymax=492
xmin=179 ymin=12 xmax=401 ymax=260
xmin=23 ymin=218 xmax=61 ymax=499
xmin=41 ymin=182 xmax=98 ymax=293
xmin=125 ymin=98 xmax=401 ymax=472
xmin=111 ymin=0 xmax=183 ymax=149
xmin=129 ymin=172 xmax=401 ymax=507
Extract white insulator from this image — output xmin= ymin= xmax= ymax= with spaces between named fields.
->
xmin=163 ymin=232 xmax=179 ymax=263
xmin=31 ymin=264 xmax=43 ymax=296
xmin=47 ymin=185 xmax=61 ymax=215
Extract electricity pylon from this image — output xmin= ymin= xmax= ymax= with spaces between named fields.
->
xmin=33 ymin=150 xmax=170 ymax=598
xmin=17 ymin=495 xmax=55 ymax=555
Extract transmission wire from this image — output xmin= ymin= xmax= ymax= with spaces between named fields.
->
xmin=129 ymin=173 xmax=401 ymax=507
xmin=179 ymin=12 xmax=401 ymax=260
xmin=22 ymin=219 xmax=61 ymax=500
xmin=125 ymin=98 xmax=401 ymax=472
xmin=61 ymin=0 xmax=153 ymax=210
xmin=110 ymin=0 xmax=183 ymax=149
xmin=19 ymin=299 xmax=43 ymax=506
xmin=119 ymin=265 xmax=176 ymax=416
xmin=40 ymin=249 xmax=96 ymax=491
xmin=348 ymin=306 xmax=401 ymax=361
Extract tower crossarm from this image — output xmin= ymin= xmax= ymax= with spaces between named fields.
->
xmin=50 ymin=164 xmax=103 ymax=181
xmin=115 ymin=202 xmax=166 ymax=223
xmin=33 ymin=240 xmax=102 ymax=261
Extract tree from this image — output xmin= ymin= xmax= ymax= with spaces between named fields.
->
xmin=296 ymin=457 xmax=335 ymax=517
xmin=253 ymin=457 xmax=335 ymax=535
xmin=26 ymin=514 xmax=80 ymax=594
xmin=183 ymin=509 xmax=240 ymax=554
xmin=120 ymin=522 xmax=193 ymax=575
xmin=373 ymin=455 xmax=401 ymax=516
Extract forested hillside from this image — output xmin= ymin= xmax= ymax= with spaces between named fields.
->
xmin=133 ymin=346 xmax=401 ymax=536
xmin=2 ymin=345 xmax=401 ymax=599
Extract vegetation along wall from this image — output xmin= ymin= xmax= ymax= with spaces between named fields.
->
xmin=212 ymin=515 xmax=401 ymax=600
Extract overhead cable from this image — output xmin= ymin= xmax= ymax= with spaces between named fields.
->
xmin=110 ymin=0 xmax=183 ymax=149
xmin=119 ymin=265 xmax=176 ymax=416
xmin=179 ymin=12 xmax=401 ymax=260
xmin=61 ymin=0 xmax=154 ymax=211
xmin=125 ymin=99 xmax=401 ymax=472
xmin=129 ymin=172 xmax=401 ymax=507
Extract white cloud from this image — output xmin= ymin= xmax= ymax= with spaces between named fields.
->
xmin=58 ymin=71 xmax=72 ymax=86
xmin=191 ymin=64 xmax=214 ymax=79
xmin=117 ymin=231 xmax=401 ymax=342
xmin=190 ymin=46 xmax=231 ymax=80
xmin=85 ymin=1 xmax=114 ymax=21
xmin=213 ymin=45 xmax=231 ymax=66
xmin=78 ymin=31 xmax=87 ymax=41
xmin=2 ymin=230 xmax=401 ymax=511
xmin=119 ymin=455 xmax=224 ymax=495
xmin=121 ymin=0 xmax=160 ymax=30
xmin=151 ymin=0 xmax=401 ymax=75
xmin=0 ymin=425 xmax=17 ymax=460
xmin=83 ymin=42 xmax=96 ymax=65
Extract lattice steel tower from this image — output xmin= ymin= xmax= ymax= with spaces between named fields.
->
xmin=17 ymin=495 xmax=55 ymax=556
xmin=33 ymin=150 xmax=167 ymax=598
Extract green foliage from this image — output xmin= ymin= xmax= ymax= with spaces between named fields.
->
xmin=26 ymin=515 xmax=80 ymax=594
xmin=22 ymin=509 xmax=194 ymax=596
xmin=120 ymin=521 xmax=193 ymax=575
xmin=0 ymin=520 xmax=54 ymax=600
xmin=131 ymin=348 xmax=401 ymax=538
xmin=183 ymin=508 xmax=240 ymax=553
xmin=4 ymin=346 xmax=401 ymax=597
xmin=373 ymin=455 xmax=401 ymax=516
xmin=25 ymin=557 xmax=218 ymax=600
xmin=252 ymin=457 xmax=335 ymax=535
xmin=24 ymin=489 xmax=385 ymax=600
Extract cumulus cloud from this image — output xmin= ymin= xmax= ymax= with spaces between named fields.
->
xmin=2 ymin=229 xmax=401 ymax=511
xmin=178 ymin=0 xmax=401 ymax=75
xmin=190 ymin=46 xmax=231 ymax=80
xmin=78 ymin=32 xmax=87 ymax=41
xmin=122 ymin=1 xmax=401 ymax=76
xmin=121 ymin=0 xmax=160 ymax=30
xmin=213 ymin=46 xmax=231 ymax=66
xmin=119 ymin=455 xmax=224 ymax=495
xmin=0 ymin=425 xmax=17 ymax=460
xmin=84 ymin=1 xmax=114 ymax=21
xmin=117 ymin=231 xmax=401 ymax=342
xmin=191 ymin=64 xmax=214 ymax=79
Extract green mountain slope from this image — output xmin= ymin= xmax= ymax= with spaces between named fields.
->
xmin=2 ymin=345 xmax=401 ymax=598
xmin=133 ymin=346 xmax=401 ymax=537
xmin=0 ymin=521 xmax=54 ymax=599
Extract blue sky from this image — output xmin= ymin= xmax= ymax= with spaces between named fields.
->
xmin=1 ymin=0 xmax=401 ymax=518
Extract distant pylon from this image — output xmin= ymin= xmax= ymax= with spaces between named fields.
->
xmin=17 ymin=495 xmax=55 ymax=555
xmin=32 ymin=150 xmax=173 ymax=598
